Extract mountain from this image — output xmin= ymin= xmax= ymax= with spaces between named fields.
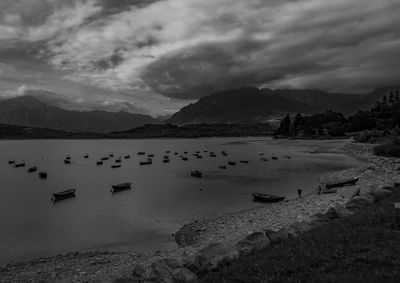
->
xmin=360 ymin=85 xmax=400 ymax=109
xmin=266 ymin=89 xmax=365 ymax=115
xmin=167 ymin=87 xmax=317 ymax=125
xmin=0 ymin=96 xmax=156 ymax=133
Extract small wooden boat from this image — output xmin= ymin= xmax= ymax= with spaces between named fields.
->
xmin=260 ymin=157 xmax=268 ymax=162
xmin=163 ymin=159 xmax=170 ymax=163
xmin=222 ymin=153 xmax=228 ymax=156
xmin=27 ymin=166 xmax=37 ymax=173
xmin=148 ymin=154 xmax=155 ymax=158
xmin=115 ymin=159 xmax=122 ymax=163
xmin=96 ymin=161 xmax=103 ymax=166
xmin=138 ymin=152 xmax=145 ymax=155
xmin=271 ymin=156 xmax=278 ymax=160
xmin=166 ymin=150 xmax=171 ymax=153
xmin=324 ymin=177 xmax=359 ymax=189
xmin=14 ymin=162 xmax=26 ymax=168
xmin=140 ymin=160 xmax=152 ymax=165
xmin=111 ymin=182 xmax=132 ymax=193
xmin=228 ymin=161 xmax=236 ymax=166
xmin=64 ymin=159 xmax=71 ymax=164
xmin=38 ymin=171 xmax=48 ymax=179
xmin=184 ymin=151 xmax=188 ymax=154
xmin=124 ymin=155 xmax=130 ymax=159
xmin=101 ymin=157 xmax=109 ymax=161
xmin=182 ymin=157 xmax=189 ymax=161
xmin=109 ymin=154 xmax=114 ymax=157
xmin=174 ymin=152 xmax=178 ymax=155
xmin=252 ymin=193 xmax=285 ymax=203
xmin=8 ymin=160 xmax=15 ymax=165
xmin=284 ymin=155 xmax=292 ymax=159
xmin=52 ymin=189 xmax=76 ymax=202
xmin=65 ymin=156 xmax=71 ymax=160
xmin=196 ymin=155 xmax=202 ymax=159
xmin=209 ymin=154 xmax=216 ymax=157
xmin=258 ymin=153 xmax=264 ymax=156
xmin=191 ymin=170 xmax=202 ymax=178
xmin=84 ymin=154 xmax=89 ymax=159
xmin=111 ymin=164 xmax=121 ymax=168
xmin=219 ymin=165 xmax=227 ymax=169
xmin=240 ymin=160 xmax=249 ymax=164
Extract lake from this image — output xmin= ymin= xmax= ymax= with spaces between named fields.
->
xmin=0 ymin=138 xmax=363 ymax=264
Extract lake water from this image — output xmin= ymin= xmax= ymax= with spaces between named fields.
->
xmin=0 ymin=138 xmax=363 ymax=264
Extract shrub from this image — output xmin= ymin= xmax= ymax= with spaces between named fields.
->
xmin=374 ymin=137 xmax=400 ymax=157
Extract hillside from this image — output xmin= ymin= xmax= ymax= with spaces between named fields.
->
xmin=0 ymin=96 xmax=156 ymax=133
xmin=167 ymin=87 xmax=316 ymax=125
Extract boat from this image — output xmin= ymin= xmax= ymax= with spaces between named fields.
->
xmin=138 ymin=152 xmax=145 ymax=155
xmin=124 ymin=155 xmax=130 ymax=159
xmin=96 ymin=161 xmax=103 ymax=166
xmin=140 ymin=159 xmax=152 ymax=165
xmin=196 ymin=155 xmax=202 ymax=159
xmin=252 ymin=193 xmax=285 ymax=203
xmin=101 ymin=157 xmax=109 ymax=161
xmin=14 ymin=162 xmax=26 ymax=168
xmin=228 ymin=161 xmax=236 ymax=166
xmin=38 ymin=171 xmax=48 ymax=179
xmin=65 ymin=156 xmax=71 ymax=160
xmin=260 ymin=157 xmax=268 ymax=162
xmin=191 ymin=170 xmax=202 ymax=178
xmin=8 ymin=160 xmax=15 ymax=165
xmin=222 ymin=153 xmax=228 ymax=156
xmin=115 ymin=159 xmax=122 ymax=163
xmin=166 ymin=151 xmax=171 ymax=153
xmin=111 ymin=164 xmax=121 ymax=168
xmin=209 ymin=153 xmax=216 ymax=157
xmin=84 ymin=154 xmax=89 ymax=159
xmin=240 ymin=160 xmax=249 ymax=164
xmin=27 ymin=166 xmax=37 ymax=173
xmin=272 ymin=156 xmax=278 ymax=160
xmin=64 ymin=159 xmax=71 ymax=164
xmin=322 ymin=188 xmax=338 ymax=194
xmin=163 ymin=159 xmax=170 ymax=163
xmin=219 ymin=165 xmax=227 ymax=169
xmin=323 ymin=177 xmax=359 ymax=189
xmin=148 ymin=154 xmax=155 ymax=157
xmin=184 ymin=151 xmax=188 ymax=154
xmin=182 ymin=157 xmax=189 ymax=161
xmin=52 ymin=189 xmax=76 ymax=202
xmin=258 ymin=153 xmax=264 ymax=156
xmin=111 ymin=182 xmax=132 ymax=193
xmin=109 ymin=154 xmax=114 ymax=157
xmin=174 ymin=152 xmax=179 ymax=155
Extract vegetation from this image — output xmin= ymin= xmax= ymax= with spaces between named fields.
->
xmin=374 ymin=137 xmax=400 ymax=157
xmin=199 ymin=189 xmax=400 ymax=283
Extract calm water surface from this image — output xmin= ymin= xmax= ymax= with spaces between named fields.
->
xmin=0 ymin=138 xmax=363 ymax=264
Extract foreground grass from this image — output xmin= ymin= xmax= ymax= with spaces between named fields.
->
xmin=199 ymin=190 xmax=400 ymax=283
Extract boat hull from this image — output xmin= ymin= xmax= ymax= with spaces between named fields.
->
xmin=252 ymin=193 xmax=285 ymax=203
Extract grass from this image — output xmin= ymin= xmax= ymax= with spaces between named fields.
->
xmin=198 ymin=189 xmax=400 ymax=283
xmin=374 ymin=137 xmax=400 ymax=157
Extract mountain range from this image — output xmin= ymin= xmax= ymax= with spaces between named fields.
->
xmin=167 ymin=86 xmax=399 ymax=125
xmin=0 ymin=96 xmax=156 ymax=133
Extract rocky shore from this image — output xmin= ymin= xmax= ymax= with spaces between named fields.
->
xmin=1 ymin=140 xmax=399 ymax=282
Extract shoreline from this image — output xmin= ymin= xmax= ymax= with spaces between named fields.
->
xmin=2 ymin=140 xmax=399 ymax=282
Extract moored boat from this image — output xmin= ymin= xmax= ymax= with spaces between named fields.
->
xmin=163 ymin=159 xmax=170 ymax=163
xmin=240 ymin=160 xmax=249 ymax=164
xmin=96 ymin=161 xmax=103 ymax=166
xmin=191 ymin=170 xmax=202 ymax=178
xmin=140 ymin=159 xmax=152 ymax=165
xmin=52 ymin=189 xmax=76 ymax=202
xmin=111 ymin=182 xmax=132 ymax=193
xmin=111 ymin=164 xmax=121 ymax=168
xmin=228 ymin=161 xmax=236 ymax=166
xmin=252 ymin=193 xmax=285 ymax=203
xmin=219 ymin=165 xmax=227 ymax=169
xmin=84 ymin=154 xmax=89 ymax=159
xmin=324 ymin=177 xmax=359 ymax=189
xmin=38 ymin=171 xmax=48 ymax=179
xmin=101 ymin=157 xmax=109 ymax=161
xmin=272 ymin=156 xmax=278 ymax=160
xmin=8 ymin=160 xmax=15 ymax=165
xmin=64 ymin=159 xmax=71 ymax=164
xmin=124 ymin=155 xmax=130 ymax=159
xmin=260 ymin=157 xmax=268 ymax=162
xmin=14 ymin=162 xmax=26 ymax=168
xmin=138 ymin=152 xmax=145 ymax=155
xmin=115 ymin=159 xmax=122 ymax=163
xmin=27 ymin=166 xmax=37 ymax=173
xmin=182 ymin=157 xmax=188 ymax=161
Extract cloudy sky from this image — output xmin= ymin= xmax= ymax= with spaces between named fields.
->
xmin=0 ymin=0 xmax=399 ymax=116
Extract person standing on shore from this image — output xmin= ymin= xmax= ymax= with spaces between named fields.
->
xmin=298 ymin=188 xmax=302 ymax=198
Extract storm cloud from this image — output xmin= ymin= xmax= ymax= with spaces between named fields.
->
xmin=0 ymin=0 xmax=399 ymax=114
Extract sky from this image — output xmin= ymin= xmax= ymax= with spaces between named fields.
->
xmin=0 ymin=0 xmax=399 ymax=116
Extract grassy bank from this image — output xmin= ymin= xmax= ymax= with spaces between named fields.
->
xmin=199 ymin=188 xmax=400 ymax=283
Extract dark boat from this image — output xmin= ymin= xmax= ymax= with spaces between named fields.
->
xmin=272 ymin=156 xmax=278 ymax=160
xmin=101 ymin=157 xmax=109 ymax=161
xmin=209 ymin=154 xmax=216 ymax=157
xmin=27 ymin=166 xmax=37 ymax=173
xmin=96 ymin=161 xmax=103 ymax=166
xmin=52 ymin=189 xmax=76 ymax=202
xmin=14 ymin=162 xmax=26 ymax=168
xmin=38 ymin=171 xmax=48 ymax=179
xmin=174 ymin=152 xmax=178 ymax=155
xmin=260 ymin=157 xmax=268 ymax=162
xmin=111 ymin=182 xmax=132 ymax=193
xmin=8 ymin=160 xmax=15 ymax=165
xmin=148 ymin=154 xmax=155 ymax=157
xmin=228 ymin=161 xmax=236 ymax=166
xmin=182 ymin=157 xmax=188 ymax=161
xmin=240 ymin=160 xmax=249 ymax=164
xmin=184 ymin=151 xmax=188 ymax=154
xmin=196 ymin=155 xmax=202 ymax=159
xmin=124 ymin=155 xmax=130 ymax=159
xmin=324 ymin=177 xmax=359 ymax=189
xmin=111 ymin=164 xmax=121 ymax=168
xmin=109 ymin=154 xmax=114 ymax=157
xmin=252 ymin=193 xmax=285 ymax=203
xmin=115 ymin=159 xmax=122 ymax=163
xmin=138 ymin=152 xmax=145 ymax=155
xmin=163 ymin=159 xmax=170 ymax=163
xmin=191 ymin=170 xmax=202 ymax=178
xmin=166 ymin=151 xmax=171 ymax=153
xmin=64 ymin=159 xmax=71 ymax=164
xmin=84 ymin=154 xmax=89 ymax=159
xmin=140 ymin=159 xmax=152 ymax=165
xmin=65 ymin=156 xmax=71 ymax=160
xmin=219 ymin=165 xmax=227 ymax=169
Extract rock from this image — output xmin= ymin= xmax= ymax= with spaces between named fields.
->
xmin=131 ymin=264 xmax=147 ymax=280
xmin=370 ymin=185 xmax=394 ymax=201
xmin=147 ymin=261 xmax=175 ymax=283
xmin=326 ymin=205 xmax=354 ymax=219
xmin=172 ymin=268 xmax=198 ymax=282
xmin=194 ymin=242 xmax=239 ymax=271
xmin=235 ymin=232 xmax=270 ymax=255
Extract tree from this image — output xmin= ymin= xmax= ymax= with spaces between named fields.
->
xmin=275 ymin=114 xmax=291 ymax=135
